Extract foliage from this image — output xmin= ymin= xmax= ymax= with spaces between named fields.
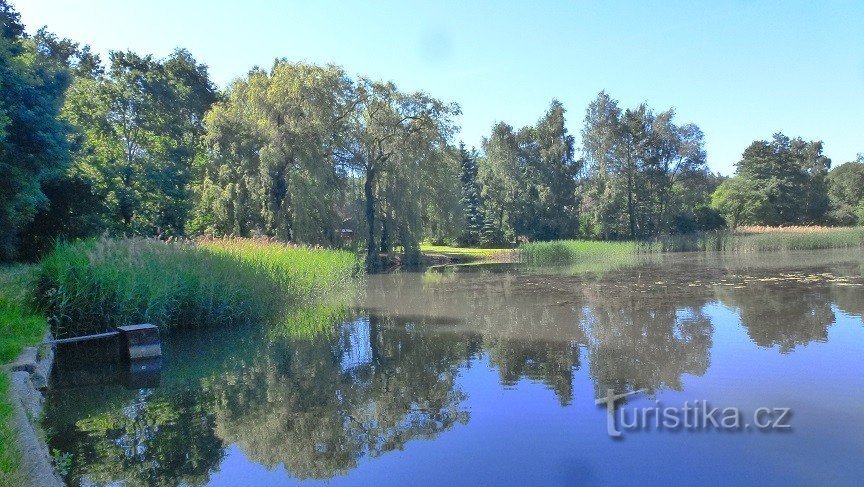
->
xmin=61 ymin=49 xmax=217 ymax=237
xmin=520 ymin=239 xmax=637 ymax=265
xmin=0 ymin=2 xmax=72 ymax=261
xmin=457 ymin=143 xmax=483 ymax=245
xmin=0 ymin=264 xmax=46 ymax=485
xmin=38 ymin=237 xmax=357 ymax=337
xmin=478 ymin=100 xmax=580 ymax=243
xmin=0 ymin=265 xmax=46 ymax=362
xmin=580 ymin=91 xmax=708 ymax=239
xmin=712 ymin=133 xmax=831 ymax=227
xmin=0 ymin=374 xmax=24 ymax=486
xmin=653 ymin=227 xmax=864 ymax=252
xmin=826 ymin=156 xmax=864 ymax=225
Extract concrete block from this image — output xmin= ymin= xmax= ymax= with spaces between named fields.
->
xmin=117 ymin=324 xmax=162 ymax=360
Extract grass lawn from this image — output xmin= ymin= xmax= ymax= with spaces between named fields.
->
xmin=419 ymin=244 xmax=515 ymax=263
xmin=0 ymin=265 xmax=48 ymax=486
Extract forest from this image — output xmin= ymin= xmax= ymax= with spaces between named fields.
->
xmin=3 ymin=1 xmax=863 ymax=272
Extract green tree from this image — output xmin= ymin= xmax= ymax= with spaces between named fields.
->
xmin=478 ymin=100 xmax=580 ymax=243
xmin=826 ymin=155 xmax=864 ymax=225
xmin=713 ymin=133 xmax=831 ymax=226
xmin=457 ymin=143 xmax=483 ymax=245
xmin=347 ymin=79 xmax=458 ymax=270
xmin=581 ymin=92 xmax=707 ymax=239
xmin=62 ymin=49 xmax=216 ymax=237
xmin=197 ymin=61 xmax=352 ymax=243
xmin=0 ymin=1 xmax=72 ymax=260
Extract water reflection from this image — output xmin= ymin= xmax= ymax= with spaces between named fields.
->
xmin=43 ymin=250 xmax=864 ymax=485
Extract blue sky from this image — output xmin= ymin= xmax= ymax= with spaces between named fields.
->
xmin=17 ymin=0 xmax=864 ymax=174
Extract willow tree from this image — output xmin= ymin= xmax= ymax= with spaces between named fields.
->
xmin=197 ymin=61 xmax=354 ymax=243
xmin=346 ymin=80 xmax=458 ymax=271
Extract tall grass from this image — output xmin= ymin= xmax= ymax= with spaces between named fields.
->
xmin=521 ymin=227 xmax=864 ymax=265
xmin=520 ymin=240 xmax=638 ymax=265
xmin=39 ymin=237 xmax=359 ymax=337
xmin=654 ymin=227 xmax=864 ymax=253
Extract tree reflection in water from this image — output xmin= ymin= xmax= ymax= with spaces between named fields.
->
xmin=42 ymin=253 xmax=864 ymax=485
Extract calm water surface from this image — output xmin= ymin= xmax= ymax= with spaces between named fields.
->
xmin=43 ymin=250 xmax=864 ymax=486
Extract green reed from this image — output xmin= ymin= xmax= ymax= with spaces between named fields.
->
xmin=38 ymin=237 xmax=359 ymax=337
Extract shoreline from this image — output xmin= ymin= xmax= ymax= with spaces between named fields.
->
xmin=4 ymin=334 xmax=63 ymax=487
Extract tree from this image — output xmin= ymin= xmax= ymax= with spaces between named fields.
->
xmin=478 ymin=122 xmax=521 ymax=244
xmin=62 ymin=49 xmax=216 ymax=237
xmin=346 ymin=79 xmax=458 ymax=271
xmin=197 ymin=61 xmax=353 ymax=243
xmin=457 ymin=143 xmax=483 ymax=245
xmin=14 ymin=28 xmax=104 ymax=259
xmin=826 ymin=155 xmax=864 ymax=225
xmin=581 ymin=92 xmax=707 ymax=239
xmin=0 ymin=1 xmax=72 ymax=260
xmin=712 ymin=133 xmax=831 ymax=226
xmin=477 ymin=100 xmax=580 ymax=243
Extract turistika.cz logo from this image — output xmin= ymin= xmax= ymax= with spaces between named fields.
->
xmin=595 ymin=389 xmax=792 ymax=438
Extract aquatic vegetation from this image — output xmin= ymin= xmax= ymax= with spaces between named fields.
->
xmin=38 ymin=237 xmax=359 ymax=337
xmin=520 ymin=240 xmax=639 ymax=265
xmin=655 ymin=227 xmax=864 ymax=253
xmin=522 ymin=228 xmax=864 ymax=264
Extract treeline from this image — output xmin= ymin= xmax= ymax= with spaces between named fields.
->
xmin=2 ymin=1 xmax=863 ymax=269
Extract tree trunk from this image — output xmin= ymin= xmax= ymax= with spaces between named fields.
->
xmin=627 ymin=166 xmax=635 ymax=240
xmin=364 ymin=166 xmax=379 ymax=273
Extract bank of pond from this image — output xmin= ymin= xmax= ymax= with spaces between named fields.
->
xmin=2 ymin=229 xmax=864 ymax=483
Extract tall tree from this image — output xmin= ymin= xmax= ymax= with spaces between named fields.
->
xmin=826 ymin=155 xmax=864 ymax=225
xmin=63 ymin=49 xmax=216 ymax=236
xmin=457 ymin=143 xmax=483 ymax=245
xmin=0 ymin=1 xmax=72 ymax=260
xmin=581 ymin=92 xmax=706 ymax=239
xmin=713 ymin=133 xmax=831 ymax=226
xmin=346 ymin=79 xmax=458 ymax=271
xmin=197 ymin=61 xmax=353 ymax=243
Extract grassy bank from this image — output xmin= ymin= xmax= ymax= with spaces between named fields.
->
xmin=520 ymin=227 xmax=864 ymax=264
xmin=653 ymin=226 xmax=864 ymax=253
xmin=39 ymin=237 xmax=359 ymax=337
xmin=419 ymin=244 xmax=514 ymax=264
xmin=0 ymin=265 xmax=48 ymax=486
xmin=520 ymin=240 xmax=638 ymax=265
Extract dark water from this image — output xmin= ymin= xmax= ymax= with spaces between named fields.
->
xmin=43 ymin=250 xmax=864 ymax=486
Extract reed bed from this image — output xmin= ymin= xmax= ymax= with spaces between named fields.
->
xmin=520 ymin=240 xmax=638 ymax=265
xmin=736 ymin=225 xmax=838 ymax=234
xmin=521 ymin=227 xmax=864 ymax=264
xmin=38 ymin=237 xmax=359 ymax=337
xmin=655 ymin=227 xmax=864 ymax=253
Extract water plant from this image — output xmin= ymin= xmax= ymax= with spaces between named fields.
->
xmin=520 ymin=227 xmax=864 ymax=265
xmin=38 ymin=237 xmax=359 ymax=337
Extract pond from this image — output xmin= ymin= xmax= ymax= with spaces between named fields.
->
xmin=43 ymin=250 xmax=864 ymax=486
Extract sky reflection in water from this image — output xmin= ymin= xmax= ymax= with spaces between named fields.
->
xmin=44 ymin=250 xmax=864 ymax=486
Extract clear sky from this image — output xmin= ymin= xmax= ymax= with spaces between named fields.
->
xmin=16 ymin=0 xmax=864 ymax=174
